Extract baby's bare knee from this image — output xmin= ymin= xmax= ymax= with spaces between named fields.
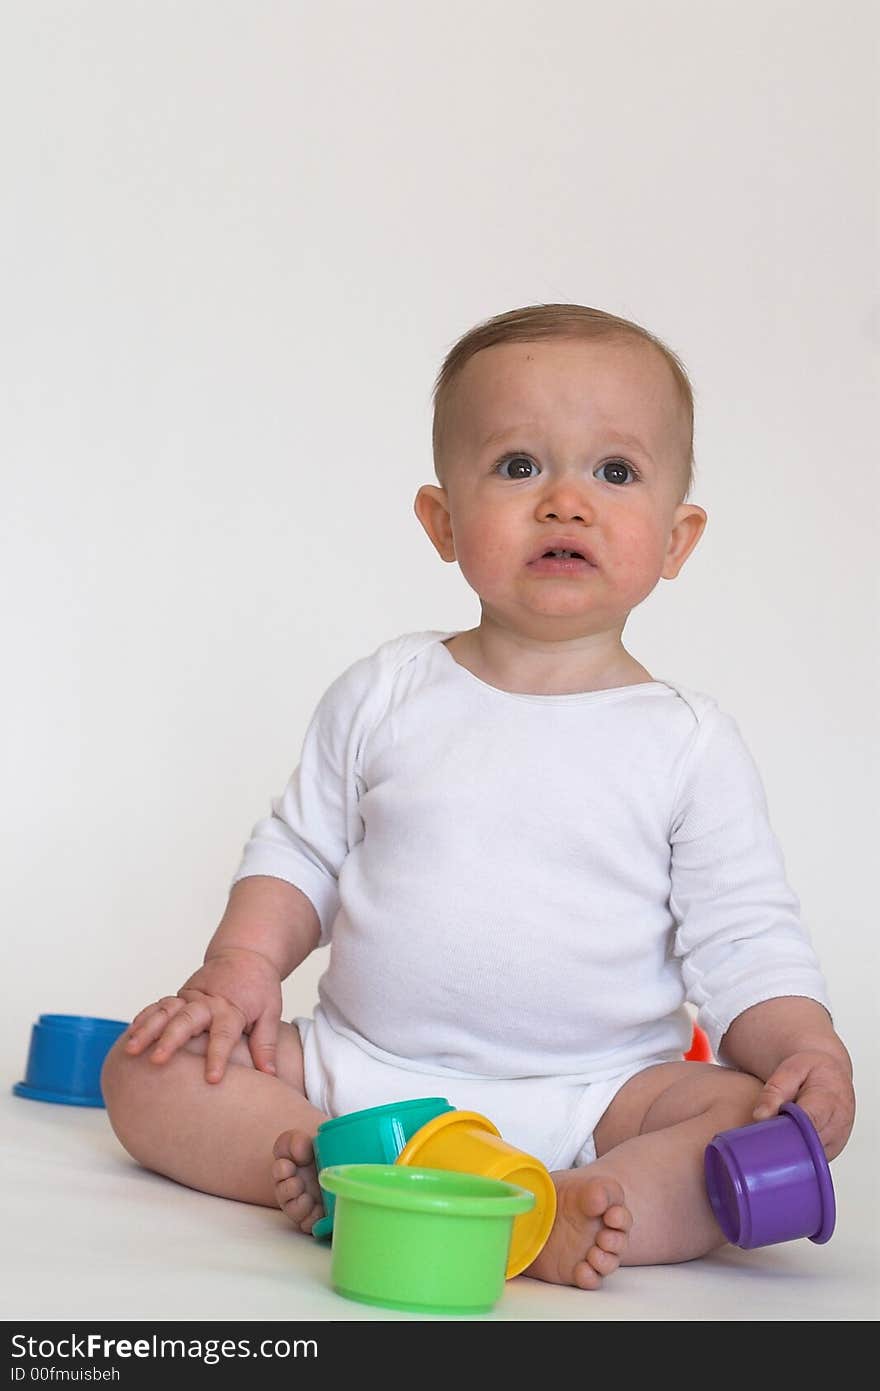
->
xmin=101 ymin=1035 xmax=185 ymax=1163
xmin=640 ymin=1063 xmax=763 ymax=1135
xmin=100 ymin=1034 xmax=135 ymax=1117
xmin=704 ymin=1068 xmax=764 ymax=1131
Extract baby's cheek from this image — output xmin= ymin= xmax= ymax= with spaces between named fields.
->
xmin=612 ymin=528 xmax=668 ymax=598
xmin=457 ymin=533 xmax=509 ymax=587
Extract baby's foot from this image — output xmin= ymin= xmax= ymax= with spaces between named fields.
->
xmin=526 ymin=1171 xmax=632 ymax=1290
xmin=272 ymin=1130 xmax=324 ymax=1234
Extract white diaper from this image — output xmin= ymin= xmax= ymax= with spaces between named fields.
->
xmin=294 ymin=1009 xmax=682 ymax=1170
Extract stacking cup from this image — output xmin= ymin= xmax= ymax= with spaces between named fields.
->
xmin=395 ymin=1109 xmax=557 ymax=1276
xmin=311 ymin=1097 xmax=455 ymax=1241
xmin=704 ymin=1101 xmax=836 ymax=1248
xmin=319 ymin=1163 xmax=535 ymax=1314
xmin=13 ymin=1014 xmax=129 ymax=1108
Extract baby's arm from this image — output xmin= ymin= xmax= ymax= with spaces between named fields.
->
xmin=124 ymin=875 xmax=320 ymax=1083
xmin=669 ymin=702 xmax=855 ymax=1160
xmin=126 ymin=651 xmax=371 ymax=1084
xmin=719 ymin=996 xmax=854 ymax=1159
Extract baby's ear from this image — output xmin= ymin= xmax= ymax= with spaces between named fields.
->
xmin=662 ymin=504 xmax=707 ymax=579
xmin=413 ymin=485 xmax=456 ymax=562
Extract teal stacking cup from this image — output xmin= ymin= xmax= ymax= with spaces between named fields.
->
xmin=311 ymin=1097 xmax=455 ymax=1242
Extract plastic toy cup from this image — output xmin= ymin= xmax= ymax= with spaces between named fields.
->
xmin=311 ymin=1097 xmax=455 ymax=1242
xmin=704 ymin=1101 xmax=836 ymax=1249
xmin=13 ymin=1015 xmax=129 ymax=1108
xmin=319 ymin=1163 xmax=534 ymax=1314
xmin=395 ymin=1109 xmax=557 ymax=1277
xmin=685 ymin=1023 xmax=713 ymax=1062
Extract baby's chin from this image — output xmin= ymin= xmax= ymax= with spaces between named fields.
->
xmin=477 ymin=602 xmax=635 ymax=643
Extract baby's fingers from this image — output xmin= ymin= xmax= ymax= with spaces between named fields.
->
xmin=791 ymin=1083 xmax=835 ymax=1137
xmin=147 ymin=996 xmax=214 ymax=1065
xmin=204 ymin=1005 xmax=248 ymax=1084
xmin=793 ymin=1083 xmax=855 ymax=1160
xmin=247 ymin=1010 xmax=279 ymax=1077
xmin=752 ymin=1057 xmax=812 ymax=1120
xmin=752 ymin=1052 xmax=855 ymax=1160
xmin=124 ymin=997 xmax=187 ymax=1056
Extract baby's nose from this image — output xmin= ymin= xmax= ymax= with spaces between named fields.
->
xmin=538 ymin=483 xmax=596 ymax=524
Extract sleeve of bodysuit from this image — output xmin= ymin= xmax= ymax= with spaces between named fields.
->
xmin=229 ymin=652 xmax=375 ymax=947
xmin=668 ymin=705 xmax=833 ymax=1062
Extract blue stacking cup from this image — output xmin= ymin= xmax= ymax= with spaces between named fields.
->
xmin=13 ymin=1014 xmax=129 ymax=1107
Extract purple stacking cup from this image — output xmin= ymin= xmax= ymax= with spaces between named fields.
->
xmin=704 ymin=1101 xmax=835 ymax=1249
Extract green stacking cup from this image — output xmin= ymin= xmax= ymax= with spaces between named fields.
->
xmin=319 ymin=1164 xmax=535 ymax=1314
xmin=311 ymin=1097 xmax=455 ymax=1241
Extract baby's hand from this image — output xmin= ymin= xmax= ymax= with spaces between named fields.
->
xmin=752 ymin=1049 xmax=855 ymax=1159
xmin=123 ymin=948 xmax=284 ymax=1084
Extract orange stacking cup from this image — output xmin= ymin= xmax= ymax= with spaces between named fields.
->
xmin=395 ymin=1110 xmax=557 ymax=1277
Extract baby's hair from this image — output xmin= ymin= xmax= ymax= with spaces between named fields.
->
xmin=431 ymin=303 xmax=695 ymax=501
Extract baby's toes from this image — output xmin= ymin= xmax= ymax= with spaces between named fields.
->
xmin=276 ymin=1177 xmax=317 ymax=1227
xmin=276 ymin=1172 xmax=306 ymax=1208
xmin=586 ymin=1243 xmax=621 ymax=1278
xmin=605 ymin=1202 xmax=632 ymax=1233
xmin=572 ymin=1260 xmax=603 ymax=1291
xmin=299 ymin=1204 xmax=322 ymax=1236
xmin=272 ymin=1155 xmax=296 ymax=1184
xmin=278 ymin=1165 xmax=322 ymax=1202
xmin=273 ymin=1130 xmax=295 ymax=1162
xmin=273 ymin=1128 xmax=315 ymax=1165
xmin=285 ymin=1191 xmax=319 ymax=1227
xmin=596 ymin=1226 xmax=626 ymax=1256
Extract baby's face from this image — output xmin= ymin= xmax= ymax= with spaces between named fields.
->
xmin=415 ymin=337 xmax=706 ymax=641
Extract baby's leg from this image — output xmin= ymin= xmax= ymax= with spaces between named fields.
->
xmin=101 ymin=1024 xmax=328 ymax=1231
xmin=526 ymin=1061 xmax=763 ymax=1290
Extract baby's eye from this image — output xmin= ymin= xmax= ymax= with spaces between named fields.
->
xmin=494 ymin=454 xmax=539 ymax=479
xmin=595 ymin=459 xmax=638 ymax=485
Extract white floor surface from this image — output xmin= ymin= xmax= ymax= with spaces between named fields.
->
xmin=2 ymin=1087 xmax=877 ymax=1323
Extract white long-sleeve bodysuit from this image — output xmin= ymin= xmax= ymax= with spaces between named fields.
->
xmin=231 ymin=631 xmax=832 ymax=1168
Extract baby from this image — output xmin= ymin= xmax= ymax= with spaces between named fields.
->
xmin=103 ymin=303 xmax=855 ymax=1290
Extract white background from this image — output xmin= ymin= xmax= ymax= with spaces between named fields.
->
xmin=3 ymin=0 xmax=877 ymax=1160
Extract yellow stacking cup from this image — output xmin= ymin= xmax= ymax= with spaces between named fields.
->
xmin=395 ymin=1110 xmax=557 ymax=1277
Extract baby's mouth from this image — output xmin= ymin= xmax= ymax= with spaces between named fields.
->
xmin=528 ymin=539 xmax=597 ymax=567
